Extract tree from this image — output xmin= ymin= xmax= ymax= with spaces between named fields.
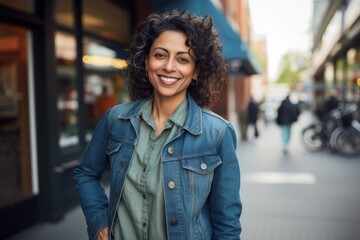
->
xmin=276 ymin=52 xmax=310 ymax=90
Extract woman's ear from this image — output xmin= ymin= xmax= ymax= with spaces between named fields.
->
xmin=192 ymin=69 xmax=199 ymax=81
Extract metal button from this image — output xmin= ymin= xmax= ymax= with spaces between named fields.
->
xmin=168 ymin=181 xmax=176 ymax=189
xmin=200 ymin=162 xmax=207 ymax=170
xmin=170 ymin=219 xmax=178 ymax=226
xmin=167 ymin=147 xmax=175 ymax=155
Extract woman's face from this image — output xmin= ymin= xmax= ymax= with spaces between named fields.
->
xmin=146 ymin=30 xmax=197 ymax=101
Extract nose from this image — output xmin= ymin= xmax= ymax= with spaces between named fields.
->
xmin=163 ymin=58 xmax=176 ymax=72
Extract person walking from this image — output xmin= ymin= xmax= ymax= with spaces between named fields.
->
xmin=74 ymin=10 xmax=242 ymax=240
xmin=276 ymin=94 xmax=300 ymax=154
xmin=247 ymin=96 xmax=259 ymax=139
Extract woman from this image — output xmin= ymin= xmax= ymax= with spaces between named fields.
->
xmin=74 ymin=10 xmax=242 ymax=240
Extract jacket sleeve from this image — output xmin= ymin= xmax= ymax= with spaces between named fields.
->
xmin=73 ymin=111 xmax=111 ymax=240
xmin=210 ymin=123 xmax=242 ymax=239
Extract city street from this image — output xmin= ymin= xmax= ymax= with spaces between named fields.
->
xmin=7 ymin=111 xmax=360 ymax=240
xmin=240 ymin=111 xmax=360 ymax=240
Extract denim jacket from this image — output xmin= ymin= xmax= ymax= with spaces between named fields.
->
xmin=74 ymin=95 xmax=242 ymax=240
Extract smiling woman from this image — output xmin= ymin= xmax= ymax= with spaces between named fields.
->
xmin=74 ymin=10 xmax=242 ymax=240
xmin=146 ymin=31 xmax=197 ymax=102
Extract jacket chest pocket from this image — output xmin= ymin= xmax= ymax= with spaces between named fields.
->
xmin=181 ymin=155 xmax=221 ymax=198
xmin=106 ymin=140 xmax=131 ymax=169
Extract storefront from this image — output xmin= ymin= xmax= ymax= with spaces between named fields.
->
xmin=0 ymin=0 xmax=136 ymax=238
xmin=311 ymin=0 xmax=360 ymax=104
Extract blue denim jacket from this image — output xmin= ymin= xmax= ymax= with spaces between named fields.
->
xmin=74 ymin=95 xmax=242 ymax=240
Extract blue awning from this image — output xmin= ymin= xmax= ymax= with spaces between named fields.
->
xmin=150 ymin=0 xmax=261 ymax=75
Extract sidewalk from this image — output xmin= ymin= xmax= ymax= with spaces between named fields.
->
xmin=238 ymin=111 xmax=360 ymax=240
xmin=7 ymin=205 xmax=88 ymax=240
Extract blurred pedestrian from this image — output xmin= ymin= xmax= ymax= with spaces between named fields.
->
xmin=276 ymin=94 xmax=300 ymax=154
xmin=247 ymin=96 xmax=259 ymax=138
xmin=74 ymin=10 xmax=241 ymax=240
xmin=238 ymin=102 xmax=248 ymax=141
xmin=91 ymin=86 xmax=118 ymax=122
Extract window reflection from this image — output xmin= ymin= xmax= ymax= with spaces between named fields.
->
xmin=83 ymin=39 xmax=129 ymax=142
xmin=0 ymin=23 xmax=32 ymax=207
xmin=83 ymin=0 xmax=130 ymax=44
xmin=0 ymin=0 xmax=34 ymax=13
xmin=55 ymin=0 xmax=74 ymax=28
xmin=55 ymin=32 xmax=79 ymax=148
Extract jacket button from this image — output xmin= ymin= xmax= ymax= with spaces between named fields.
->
xmin=167 ymin=147 xmax=175 ymax=155
xmin=168 ymin=181 xmax=176 ymax=189
xmin=170 ymin=219 xmax=178 ymax=226
xmin=200 ymin=162 xmax=207 ymax=170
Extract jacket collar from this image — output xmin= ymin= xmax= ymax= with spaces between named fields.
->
xmin=117 ymin=94 xmax=202 ymax=136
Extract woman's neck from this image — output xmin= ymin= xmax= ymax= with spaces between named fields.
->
xmin=151 ymin=94 xmax=185 ymax=136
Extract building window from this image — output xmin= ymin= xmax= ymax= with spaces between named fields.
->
xmin=0 ymin=0 xmax=34 ymax=13
xmin=83 ymin=0 xmax=131 ymax=44
xmin=83 ymin=38 xmax=129 ymax=142
xmin=55 ymin=31 xmax=79 ymax=148
xmin=55 ymin=0 xmax=74 ymax=28
xmin=324 ymin=62 xmax=334 ymax=89
xmin=0 ymin=22 xmax=33 ymax=207
xmin=347 ymin=46 xmax=360 ymax=102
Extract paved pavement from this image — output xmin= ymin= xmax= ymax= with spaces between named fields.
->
xmin=239 ymin=111 xmax=360 ymax=240
xmin=7 ymin=111 xmax=360 ymax=240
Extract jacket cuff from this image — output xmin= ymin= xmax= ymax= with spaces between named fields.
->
xmin=87 ymin=210 xmax=108 ymax=240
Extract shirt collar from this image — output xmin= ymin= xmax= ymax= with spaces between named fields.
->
xmin=137 ymin=96 xmax=188 ymax=129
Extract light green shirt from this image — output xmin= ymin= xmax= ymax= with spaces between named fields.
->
xmin=114 ymin=97 xmax=188 ymax=240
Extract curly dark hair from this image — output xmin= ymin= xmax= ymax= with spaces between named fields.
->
xmin=125 ymin=10 xmax=228 ymax=107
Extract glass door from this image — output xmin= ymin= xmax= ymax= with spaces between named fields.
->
xmin=0 ymin=22 xmax=33 ymax=208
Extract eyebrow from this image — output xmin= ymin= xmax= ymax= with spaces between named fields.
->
xmin=153 ymin=47 xmax=196 ymax=59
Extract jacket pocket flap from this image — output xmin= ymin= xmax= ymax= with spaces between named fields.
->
xmin=182 ymin=156 xmax=221 ymax=174
xmin=106 ymin=140 xmax=123 ymax=155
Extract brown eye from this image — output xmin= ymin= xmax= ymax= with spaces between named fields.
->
xmin=154 ymin=53 xmax=166 ymax=59
xmin=177 ymin=57 xmax=189 ymax=64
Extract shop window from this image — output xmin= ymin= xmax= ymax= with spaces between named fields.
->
xmin=0 ymin=23 xmax=33 ymax=207
xmin=0 ymin=0 xmax=34 ymax=13
xmin=324 ymin=63 xmax=334 ymax=89
xmin=83 ymin=0 xmax=131 ymax=44
xmin=55 ymin=32 xmax=79 ymax=148
xmin=83 ymin=39 xmax=129 ymax=142
xmin=347 ymin=48 xmax=357 ymax=101
xmin=355 ymin=47 xmax=360 ymax=101
xmin=55 ymin=0 xmax=74 ymax=28
xmin=335 ymin=58 xmax=345 ymax=91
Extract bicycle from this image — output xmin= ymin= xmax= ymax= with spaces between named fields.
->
xmin=301 ymin=102 xmax=360 ymax=158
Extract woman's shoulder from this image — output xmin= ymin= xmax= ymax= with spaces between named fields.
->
xmin=108 ymin=99 xmax=145 ymax=118
xmin=201 ymin=109 xmax=232 ymax=129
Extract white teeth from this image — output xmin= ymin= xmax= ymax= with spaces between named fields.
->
xmin=160 ymin=76 xmax=178 ymax=84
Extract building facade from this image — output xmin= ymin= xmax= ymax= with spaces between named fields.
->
xmin=311 ymin=0 xmax=360 ymax=104
xmin=0 ymin=1 xmax=136 ymax=238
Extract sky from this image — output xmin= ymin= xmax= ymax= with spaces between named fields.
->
xmin=248 ymin=0 xmax=313 ymax=81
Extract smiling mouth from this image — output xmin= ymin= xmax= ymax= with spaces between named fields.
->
xmin=159 ymin=76 xmax=179 ymax=85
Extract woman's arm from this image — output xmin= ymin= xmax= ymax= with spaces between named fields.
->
xmin=73 ymin=111 xmax=111 ymax=240
xmin=210 ymin=123 xmax=242 ymax=240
